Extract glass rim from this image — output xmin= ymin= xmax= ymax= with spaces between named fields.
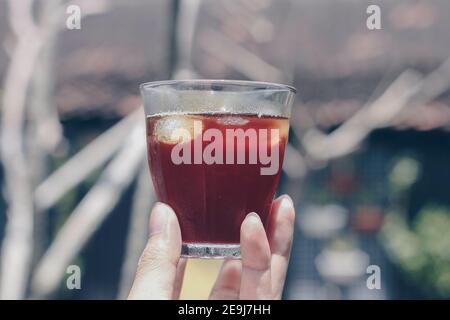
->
xmin=139 ymin=79 xmax=297 ymax=94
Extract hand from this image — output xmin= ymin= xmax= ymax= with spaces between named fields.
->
xmin=128 ymin=195 xmax=295 ymax=300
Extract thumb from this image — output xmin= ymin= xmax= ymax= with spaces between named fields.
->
xmin=128 ymin=202 xmax=182 ymax=299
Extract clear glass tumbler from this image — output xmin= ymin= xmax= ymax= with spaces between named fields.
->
xmin=140 ymin=80 xmax=296 ymax=258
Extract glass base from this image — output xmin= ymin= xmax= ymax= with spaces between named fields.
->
xmin=181 ymin=243 xmax=241 ymax=259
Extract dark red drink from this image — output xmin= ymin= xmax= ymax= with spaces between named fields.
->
xmin=146 ymin=113 xmax=289 ymax=244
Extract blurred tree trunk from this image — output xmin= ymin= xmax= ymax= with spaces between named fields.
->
xmin=29 ymin=0 xmax=64 ymax=266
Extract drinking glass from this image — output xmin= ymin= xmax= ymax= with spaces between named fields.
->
xmin=140 ymin=80 xmax=296 ymax=258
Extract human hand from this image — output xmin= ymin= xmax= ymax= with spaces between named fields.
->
xmin=128 ymin=195 xmax=295 ymax=300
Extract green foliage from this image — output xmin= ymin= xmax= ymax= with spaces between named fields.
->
xmin=381 ymin=206 xmax=450 ymax=298
xmin=388 ymin=156 xmax=421 ymax=195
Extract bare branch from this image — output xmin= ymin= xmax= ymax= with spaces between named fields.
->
xmin=34 ymin=110 xmax=141 ymax=211
xmin=302 ymin=57 xmax=450 ymax=162
xmin=68 ymin=0 xmax=111 ymax=16
xmin=411 ymin=58 xmax=450 ymax=105
xmin=0 ymin=0 xmax=43 ymax=300
xmin=28 ymin=0 xmax=66 ymax=157
xmin=198 ymin=29 xmax=286 ymax=83
xmin=7 ymin=0 xmax=38 ymax=36
xmin=282 ymin=143 xmax=307 ymax=179
xmin=0 ymin=0 xmax=113 ymax=298
xmin=302 ymin=70 xmax=423 ymax=161
xmin=27 ymin=0 xmax=69 ymax=265
xmin=31 ymin=124 xmax=146 ymax=298
xmin=173 ymin=0 xmax=202 ymax=79
xmin=303 ymin=58 xmax=450 ymax=160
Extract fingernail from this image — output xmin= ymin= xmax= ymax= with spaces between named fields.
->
xmin=280 ymin=195 xmax=294 ymax=210
xmin=245 ymin=212 xmax=261 ymax=224
xmin=149 ymin=202 xmax=170 ymax=236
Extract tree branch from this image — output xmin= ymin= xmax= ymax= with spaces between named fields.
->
xmin=301 ymin=57 xmax=450 ymax=162
xmin=0 ymin=0 xmax=43 ymax=300
xmin=198 ymin=28 xmax=286 ymax=83
xmin=31 ymin=124 xmax=146 ymax=298
xmin=34 ymin=110 xmax=141 ymax=211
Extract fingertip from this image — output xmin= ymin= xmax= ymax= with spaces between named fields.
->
xmin=147 ymin=202 xmax=181 ymax=263
xmin=241 ymin=212 xmax=264 ymax=240
xmin=129 ymin=203 xmax=182 ymax=299
xmin=239 ymin=213 xmax=272 ymax=299
xmin=149 ymin=202 xmax=168 ymax=236
xmin=209 ymin=260 xmax=242 ymax=300
xmin=268 ymin=194 xmax=295 ymax=258
xmin=156 ymin=201 xmax=177 ymax=214
xmin=149 ymin=201 xmax=179 ymax=232
xmin=240 ymin=212 xmax=271 ymax=270
xmin=271 ymin=195 xmax=295 ymax=224
xmin=278 ymin=194 xmax=293 ymax=207
xmin=279 ymin=195 xmax=295 ymax=223
xmin=245 ymin=212 xmax=261 ymax=224
xmin=219 ymin=259 xmax=242 ymax=286
xmin=274 ymin=194 xmax=294 ymax=210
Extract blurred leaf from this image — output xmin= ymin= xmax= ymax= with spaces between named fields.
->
xmin=415 ymin=206 xmax=450 ymax=261
xmin=388 ymin=156 xmax=420 ymax=194
xmin=381 ymin=206 xmax=450 ymax=298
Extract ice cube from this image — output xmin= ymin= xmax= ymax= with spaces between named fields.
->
xmin=154 ymin=115 xmax=202 ymax=144
xmin=269 ymin=122 xmax=289 ymax=146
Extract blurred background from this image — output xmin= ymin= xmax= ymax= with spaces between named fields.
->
xmin=0 ymin=0 xmax=450 ymax=300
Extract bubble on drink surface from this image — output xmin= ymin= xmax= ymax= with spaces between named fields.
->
xmin=226 ymin=96 xmax=282 ymax=118
xmin=216 ymin=116 xmax=249 ymax=126
xmin=256 ymin=102 xmax=281 ymax=118
xmin=154 ymin=115 xmax=202 ymax=144
xmin=179 ymin=92 xmax=229 ymax=113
